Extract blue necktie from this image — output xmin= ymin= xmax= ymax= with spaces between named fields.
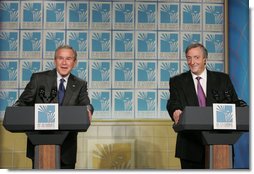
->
xmin=196 ymin=76 xmax=206 ymax=107
xmin=58 ymin=78 xmax=65 ymax=105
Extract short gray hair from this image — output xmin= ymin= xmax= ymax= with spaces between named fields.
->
xmin=54 ymin=45 xmax=77 ymax=60
xmin=185 ymin=43 xmax=208 ymax=59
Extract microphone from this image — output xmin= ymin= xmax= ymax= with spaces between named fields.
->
xmin=49 ymin=87 xmax=57 ymax=103
xmin=39 ymin=86 xmax=46 ymax=103
xmin=224 ymin=90 xmax=232 ymax=103
xmin=212 ymin=89 xmax=220 ymax=102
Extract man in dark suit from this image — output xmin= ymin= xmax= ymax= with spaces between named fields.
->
xmin=167 ymin=43 xmax=239 ymax=169
xmin=14 ymin=45 xmax=93 ymax=169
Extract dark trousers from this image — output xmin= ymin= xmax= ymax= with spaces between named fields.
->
xmin=180 ymin=159 xmax=205 ymax=169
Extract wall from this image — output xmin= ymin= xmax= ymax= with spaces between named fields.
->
xmin=0 ymin=121 xmax=179 ymax=169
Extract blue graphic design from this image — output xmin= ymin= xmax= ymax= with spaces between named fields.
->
xmin=22 ymin=32 xmax=41 ymax=51
xmin=160 ymin=33 xmax=178 ymax=52
xmin=138 ymin=33 xmax=156 ymax=52
xmin=138 ymin=3 xmax=156 ymax=23
xmin=207 ymin=62 xmax=224 ymax=72
xmin=92 ymin=32 xmax=110 ymax=52
xmin=115 ymin=3 xmax=133 ymax=23
xmin=160 ymin=91 xmax=169 ymax=111
xmin=182 ymin=4 xmax=200 ymax=24
xmin=38 ymin=105 xmax=56 ymax=123
xmin=72 ymin=62 xmax=87 ymax=80
xmin=160 ymin=4 xmax=178 ymax=23
xmin=22 ymin=61 xmax=41 ymax=81
xmin=114 ymin=91 xmax=133 ymax=111
xmin=0 ymin=2 xmax=19 ymax=22
xmin=216 ymin=105 xmax=233 ymax=122
xmin=68 ymin=32 xmax=87 ymax=51
xmin=205 ymin=34 xmax=223 ymax=53
xmin=182 ymin=33 xmax=201 ymax=51
xmin=0 ymin=32 xmax=18 ymax=51
xmin=115 ymin=33 xmax=133 ymax=52
xmin=205 ymin=5 xmax=223 ymax=24
xmin=160 ymin=62 xmax=178 ymax=81
xmin=138 ymin=91 xmax=156 ymax=111
xmin=69 ymin=2 xmax=87 ymax=22
xmin=138 ymin=62 xmax=156 ymax=81
xmin=91 ymin=91 xmax=110 ymax=111
xmin=23 ymin=2 xmax=42 ymax=22
xmin=0 ymin=91 xmax=17 ymax=111
xmin=45 ymin=32 xmax=64 ymax=51
xmin=115 ymin=62 xmax=133 ymax=81
xmin=45 ymin=2 xmax=64 ymax=22
xmin=92 ymin=3 xmax=110 ymax=22
xmin=92 ymin=62 xmax=110 ymax=81
xmin=0 ymin=62 xmax=17 ymax=81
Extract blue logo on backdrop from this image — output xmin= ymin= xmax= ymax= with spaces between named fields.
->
xmin=138 ymin=33 xmax=156 ymax=52
xmin=160 ymin=4 xmax=178 ymax=23
xmin=0 ymin=91 xmax=17 ymax=111
xmin=22 ymin=32 xmax=41 ymax=51
xmin=45 ymin=2 xmax=64 ymax=22
xmin=0 ymin=2 xmax=19 ymax=22
xmin=92 ymin=62 xmax=110 ymax=81
xmin=160 ymin=91 xmax=170 ymax=111
xmin=22 ymin=61 xmax=41 ymax=81
xmin=115 ymin=62 xmax=133 ymax=81
xmin=92 ymin=91 xmax=110 ymax=111
xmin=44 ymin=61 xmax=54 ymax=71
xmin=205 ymin=34 xmax=223 ymax=53
xmin=114 ymin=91 xmax=133 ymax=111
xmin=205 ymin=5 xmax=223 ymax=24
xmin=115 ymin=3 xmax=133 ymax=23
xmin=207 ymin=62 xmax=224 ymax=72
xmin=138 ymin=91 xmax=156 ymax=111
xmin=38 ymin=105 xmax=56 ymax=123
xmin=160 ymin=62 xmax=178 ymax=81
xmin=23 ymin=2 xmax=42 ymax=22
xmin=138 ymin=3 xmax=156 ymax=23
xmin=45 ymin=32 xmax=64 ymax=51
xmin=92 ymin=32 xmax=110 ymax=52
xmin=138 ymin=62 xmax=156 ymax=81
xmin=68 ymin=32 xmax=87 ymax=51
xmin=115 ymin=33 xmax=133 ymax=52
xmin=183 ymin=4 xmax=200 ymax=24
xmin=0 ymin=32 xmax=18 ymax=51
xmin=72 ymin=61 xmax=87 ymax=80
xmin=92 ymin=3 xmax=110 ymax=23
xmin=0 ymin=62 xmax=17 ymax=81
xmin=160 ymin=33 xmax=178 ymax=53
xmin=69 ymin=2 xmax=88 ymax=22
xmin=182 ymin=33 xmax=201 ymax=51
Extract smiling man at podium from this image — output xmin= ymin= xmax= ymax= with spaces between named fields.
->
xmin=13 ymin=45 xmax=94 ymax=169
xmin=167 ymin=43 xmax=239 ymax=169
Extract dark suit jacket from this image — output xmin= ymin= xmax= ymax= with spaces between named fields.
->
xmin=15 ymin=69 xmax=92 ymax=165
xmin=167 ymin=70 xmax=238 ymax=162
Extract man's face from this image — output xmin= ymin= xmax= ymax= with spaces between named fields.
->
xmin=54 ymin=48 xmax=77 ymax=77
xmin=186 ymin=47 xmax=206 ymax=75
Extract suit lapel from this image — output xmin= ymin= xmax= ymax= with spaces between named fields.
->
xmin=182 ymin=71 xmax=199 ymax=106
xmin=62 ymin=74 xmax=77 ymax=105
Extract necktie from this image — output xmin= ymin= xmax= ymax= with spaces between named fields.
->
xmin=196 ymin=76 xmax=206 ymax=107
xmin=58 ymin=78 xmax=65 ymax=105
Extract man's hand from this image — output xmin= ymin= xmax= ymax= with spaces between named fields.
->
xmin=87 ymin=109 xmax=92 ymax=123
xmin=173 ymin=109 xmax=182 ymax=124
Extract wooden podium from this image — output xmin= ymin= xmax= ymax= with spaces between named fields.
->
xmin=173 ymin=106 xmax=249 ymax=169
xmin=3 ymin=106 xmax=90 ymax=169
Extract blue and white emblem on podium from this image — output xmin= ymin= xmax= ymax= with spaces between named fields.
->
xmin=35 ymin=103 xmax=59 ymax=130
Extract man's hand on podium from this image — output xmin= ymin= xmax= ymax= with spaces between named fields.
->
xmin=173 ymin=109 xmax=182 ymax=124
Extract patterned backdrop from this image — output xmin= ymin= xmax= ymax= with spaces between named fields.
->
xmin=0 ymin=0 xmax=225 ymax=120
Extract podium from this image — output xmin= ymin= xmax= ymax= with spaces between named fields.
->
xmin=173 ymin=106 xmax=249 ymax=169
xmin=3 ymin=106 xmax=90 ymax=169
